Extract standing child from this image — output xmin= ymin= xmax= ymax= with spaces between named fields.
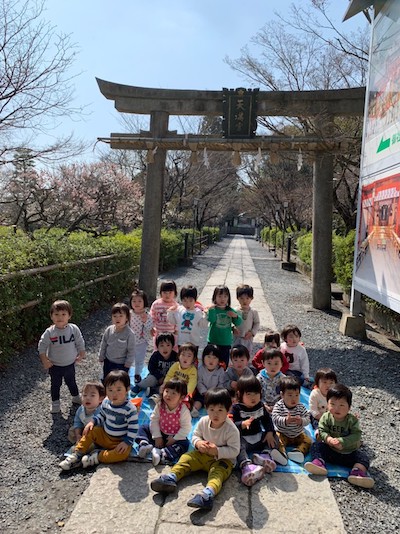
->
xmin=233 ymin=284 xmax=260 ymax=354
xmin=161 ymin=342 xmax=198 ymax=397
xmin=151 ymin=387 xmax=240 ymax=511
xmin=271 ymin=376 xmax=312 ymax=465
xmin=231 ymin=376 xmax=277 ymax=486
xmin=38 ymin=299 xmax=86 ymax=413
xmin=207 ymin=285 xmax=242 ymax=368
xmin=129 ymin=289 xmax=153 ymax=384
xmin=280 ymin=324 xmax=310 ymax=386
xmin=68 ymin=381 xmax=105 ymax=444
xmin=150 ymin=280 xmax=178 ymax=347
xmin=224 ymin=345 xmax=254 ymax=396
xmin=252 ymin=329 xmax=289 ymax=373
xmin=136 ymin=379 xmax=191 ymax=465
xmin=59 ymin=370 xmax=138 ymax=470
xmin=98 ymin=303 xmax=136 ymax=381
xmin=133 ymin=333 xmax=178 ymax=395
xmin=304 ymin=384 xmax=374 ymax=488
xmin=309 ymin=368 xmax=338 ymax=430
xmin=257 ymin=349 xmax=286 ymax=413
xmin=192 ymin=344 xmax=226 ymax=418
xmin=167 ymin=285 xmax=208 ymax=349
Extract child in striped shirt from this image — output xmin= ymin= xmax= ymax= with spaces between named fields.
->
xmin=59 ymin=370 xmax=138 ymax=470
xmin=271 ymin=375 xmax=311 ymax=466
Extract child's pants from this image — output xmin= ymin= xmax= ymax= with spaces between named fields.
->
xmin=137 ymin=373 xmax=159 ymax=390
xmin=171 ymin=450 xmax=234 ymax=495
xmin=75 ymin=427 xmax=132 ymax=464
xmin=102 ymin=358 xmax=128 ymax=382
xmin=237 ymin=434 xmax=271 ymax=467
xmin=276 ymin=431 xmax=312 ymax=456
xmin=310 ymin=441 xmax=370 ymax=470
xmin=135 ymin=424 xmax=189 ymax=461
xmin=49 ymin=363 xmax=79 ymax=401
xmin=134 ymin=342 xmax=147 ymax=377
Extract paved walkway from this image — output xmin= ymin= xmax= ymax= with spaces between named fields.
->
xmin=63 ymin=236 xmax=345 ymax=534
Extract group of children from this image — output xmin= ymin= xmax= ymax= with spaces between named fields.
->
xmin=39 ymin=280 xmax=374 ymax=513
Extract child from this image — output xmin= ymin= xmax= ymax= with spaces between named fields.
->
xmin=150 ymin=280 xmax=178 ymax=346
xmin=224 ymin=345 xmax=254 ymax=396
xmin=231 ymin=376 xmax=277 ymax=486
xmin=161 ymin=342 xmax=198 ymax=397
xmin=59 ymin=370 xmax=138 ymax=470
xmin=280 ymin=324 xmax=310 ymax=386
xmin=129 ymin=289 xmax=153 ymax=384
xmin=151 ymin=387 xmax=240 ymax=511
xmin=207 ymin=285 xmax=242 ymax=368
xmin=309 ymin=368 xmax=338 ymax=429
xmin=136 ymin=379 xmax=191 ymax=465
xmin=257 ymin=349 xmax=286 ymax=413
xmin=304 ymin=384 xmax=374 ymax=488
xmin=38 ymin=299 xmax=86 ymax=413
xmin=271 ymin=375 xmax=311 ymax=465
xmin=192 ymin=344 xmax=226 ymax=418
xmin=133 ymin=332 xmax=178 ymax=395
xmin=252 ymin=329 xmax=288 ymax=373
xmin=98 ymin=303 xmax=136 ymax=381
xmin=68 ymin=381 xmax=105 ymax=444
xmin=233 ymin=284 xmax=260 ymax=354
xmin=167 ymin=285 xmax=208 ymax=349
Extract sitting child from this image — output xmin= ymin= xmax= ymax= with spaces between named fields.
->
xmin=133 ymin=333 xmax=178 ymax=395
xmin=68 ymin=381 xmax=105 ymax=444
xmin=304 ymin=383 xmax=374 ymax=488
xmin=280 ymin=324 xmax=310 ymax=386
xmin=224 ymin=345 xmax=254 ymax=396
xmin=252 ymin=330 xmax=288 ymax=373
xmin=256 ymin=349 xmax=286 ymax=413
xmin=136 ymin=379 xmax=191 ymax=465
xmin=59 ymin=370 xmax=138 ymax=470
xmin=309 ymin=368 xmax=337 ymax=430
xmin=151 ymin=387 xmax=240 ymax=511
xmin=231 ymin=376 xmax=277 ymax=486
xmin=271 ymin=375 xmax=311 ymax=465
xmin=161 ymin=342 xmax=198 ymax=397
xmin=192 ymin=344 xmax=226 ymax=418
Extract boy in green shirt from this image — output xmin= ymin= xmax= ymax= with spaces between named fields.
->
xmin=304 ymin=383 xmax=374 ymax=488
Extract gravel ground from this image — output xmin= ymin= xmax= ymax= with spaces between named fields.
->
xmin=1 ymin=235 xmax=399 ymax=533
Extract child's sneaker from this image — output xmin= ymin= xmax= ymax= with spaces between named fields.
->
xmin=270 ymin=448 xmax=288 ymax=466
xmin=149 ymin=393 xmax=161 ymax=405
xmin=71 ymin=395 xmax=81 ymax=405
xmin=51 ymin=400 xmax=61 ymax=413
xmin=59 ymin=453 xmax=81 ymax=470
xmin=81 ymin=451 xmax=99 ymax=468
xmin=252 ymin=452 xmax=277 ymax=473
xmin=241 ymin=463 xmax=265 ymax=486
xmin=150 ymin=474 xmax=177 ymax=493
xmin=304 ymin=458 xmax=328 ymax=476
xmin=138 ymin=442 xmax=153 ymax=458
xmin=287 ymin=449 xmax=304 ymax=464
xmin=348 ymin=468 xmax=375 ymax=489
xmin=152 ymin=447 xmax=164 ymax=466
xmin=187 ymin=492 xmax=214 ymax=510
xmin=134 ymin=374 xmax=141 ymax=384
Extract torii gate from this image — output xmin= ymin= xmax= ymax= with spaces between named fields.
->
xmin=97 ymin=79 xmax=365 ymax=307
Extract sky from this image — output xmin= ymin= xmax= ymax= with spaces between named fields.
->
xmin=40 ymin=0 xmax=367 ymax=161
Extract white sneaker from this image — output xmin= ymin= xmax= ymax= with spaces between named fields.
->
xmin=51 ymin=400 xmax=61 ymax=413
xmin=270 ymin=448 xmax=288 ymax=466
xmin=287 ymin=449 xmax=304 ymax=464
xmin=59 ymin=453 xmax=80 ymax=470
xmin=138 ymin=442 xmax=153 ymax=458
xmin=82 ymin=451 xmax=99 ymax=468
xmin=71 ymin=395 xmax=81 ymax=405
xmin=152 ymin=448 xmax=162 ymax=466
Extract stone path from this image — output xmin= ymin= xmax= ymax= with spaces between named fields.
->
xmin=63 ymin=236 xmax=345 ymax=534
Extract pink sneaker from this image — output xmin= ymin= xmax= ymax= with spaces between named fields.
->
xmin=348 ymin=468 xmax=374 ymax=489
xmin=241 ymin=463 xmax=265 ymax=486
xmin=304 ymin=458 xmax=328 ymax=476
xmin=252 ymin=452 xmax=277 ymax=473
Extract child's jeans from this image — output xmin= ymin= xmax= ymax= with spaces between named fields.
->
xmin=310 ymin=441 xmax=370 ymax=470
xmin=136 ymin=373 xmax=159 ymax=391
xmin=286 ymin=369 xmax=304 ymax=385
xmin=237 ymin=434 xmax=272 ymax=467
xmin=102 ymin=358 xmax=128 ymax=382
xmin=135 ymin=424 xmax=189 ymax=461
xmin=171 ymin=449 xmax=234 ymax=495
xmin=276 ymin=431 xmax=312 ymax=456
xmin=49 ymin=363 xmax=79 ymax=401
xmin=75 ymin=426 xmax=131 ymax=464
xmin=134 ymin=342 xmax=147 ymax=377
